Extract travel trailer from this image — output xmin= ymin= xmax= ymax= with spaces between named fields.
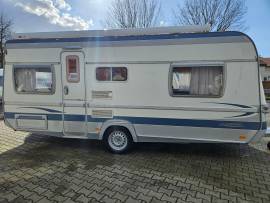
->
xmin=3 ymin=26 xmax=268 ymax=153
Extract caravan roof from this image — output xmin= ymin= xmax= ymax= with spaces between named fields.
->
xmin=6 ymin=25 xmax=253 ymax=51
xmin=12 ymin=25 xmax=211 ymax=40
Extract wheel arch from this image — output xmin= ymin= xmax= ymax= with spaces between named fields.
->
xmin=99 ymin=119 xmax=138 ymax=142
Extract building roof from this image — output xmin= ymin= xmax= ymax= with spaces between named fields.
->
xmin=260 ymin=57 xmax=270 ymax=67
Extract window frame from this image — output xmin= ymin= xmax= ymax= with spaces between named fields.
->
xmin=96 ymin=67 xmax=128 ymax=82
xmin=66 ymin=55 xmax=80 ymax=83
xmin=13 ymin=65 xmax=56 ymax=95
xmin=168 ymin=63 xmax=226 ymax=98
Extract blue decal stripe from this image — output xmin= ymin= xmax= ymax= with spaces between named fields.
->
xmin=217 ymin=103 xmax=252 ymax=109
xmin=206 ymin=102 xmax=252 ymax=109
xmin=4 ymin=112 xmax=62 ymax=121
xmin=17 ymin=115 xmax=45 ymax=120
xmin=47 ymin=114 xmax=62 ymax=121
xmin=19 ymin=107 xmax=62 ymax=113
xmin=4 ymin=112 xmax=264 ymax=130
xmin=226 ymin=112 xmax=256 ymax=118
xmin=5 ymin=112 xmax=85 ymax=122
xmin=88 ymin=116 xmax=261 ymax=130
xmin=262 ymin=122 xmax=267 ymax=130
xmin=6 ymin=31 xmax=243 ymax=44
xmin=64 ymin=115 xmax=85 ymax=122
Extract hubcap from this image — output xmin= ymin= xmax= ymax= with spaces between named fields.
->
xmin=108 ymin=131 xmax=128 ymax=151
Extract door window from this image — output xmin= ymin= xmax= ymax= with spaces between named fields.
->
xmin=66 ymin=55 xmax=80 ymax=82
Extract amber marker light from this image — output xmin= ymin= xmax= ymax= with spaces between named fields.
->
xmin=239 ymin=135 xmax=247 ymax=141
xmin=95 ymin=127 xmax=101 ymax=133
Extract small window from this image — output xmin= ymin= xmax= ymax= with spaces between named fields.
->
xmin=66 ymin=55 xmax=80 ymax=82
xmin=96 ymin=67 xmax=111 ymax=81
xmin=14 ymin=66 xmax=54 ymax=94
xmin=96 ymin=67 xmax=127 ymax=81
xmin=112 ymin=67 xmax=127 ymax=81
xmin=171 ymin=66 xmax=223 ymax=97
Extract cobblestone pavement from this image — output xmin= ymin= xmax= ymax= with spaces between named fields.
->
xmin=0 ymin=122 xmax=270 ymax=203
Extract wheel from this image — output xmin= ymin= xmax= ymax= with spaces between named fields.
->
xmin=267 ymin=142 xmax=270 ymax=150
xmin=104 ymin=127 xmax=133 ymax=154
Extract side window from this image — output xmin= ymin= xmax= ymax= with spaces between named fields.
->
xmin=96 ymin=67 xmax=111 ymax=81
xmin=112 ymin=67 xmax=127 ymax=81
xmin=66 ymin=55 xmax=80 ymax=82
xmin=171 ymin=66 xmax=223 ymax=97
xmin=96 ymin=67 xmax=127 ymax=81
xmin=14 ymin=66 xmax=54 ymax=94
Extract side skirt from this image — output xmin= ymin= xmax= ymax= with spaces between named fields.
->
xmin=137 ymin=135 xmax=248 ymax=144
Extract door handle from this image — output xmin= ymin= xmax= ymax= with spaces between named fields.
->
xmin=63 ymin=86 xmax=69 ymax=95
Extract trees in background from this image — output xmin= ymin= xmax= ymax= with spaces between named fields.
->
xmin=105 ymin=0 xmax=247 ymax=31
xmin=174 ymin=0 xmax=247 ymax=31
xmin=105 ymin=0 xmax=161 ymax=28
xmin=0 ymin=13 xmax=12 ymax=69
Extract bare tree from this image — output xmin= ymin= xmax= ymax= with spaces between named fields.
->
xmin=0 ymin=13 xmax=12 ymax=69
xmin=174 ymin=0 xmax=247 ymax=31
xmin=105 ymin=0 xmax=161 ymax=28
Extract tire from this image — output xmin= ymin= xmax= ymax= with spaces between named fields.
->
xmin=267 ymin=142 xmax=270 ymax=150
xmin=104 ymin=127 xmax=133 ymax=154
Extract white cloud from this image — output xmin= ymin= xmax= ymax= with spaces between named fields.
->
xmin=54 ymin=0 xmax=71 ymax=11
xmin=12 ymin=0 xmax=92 ymax=30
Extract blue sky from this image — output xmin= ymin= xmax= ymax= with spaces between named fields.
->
xmin=1 ymin=0 xmax=269 ymax=56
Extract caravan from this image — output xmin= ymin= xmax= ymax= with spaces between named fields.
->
xmin=3 ymin=26 xmax=268 ymax=153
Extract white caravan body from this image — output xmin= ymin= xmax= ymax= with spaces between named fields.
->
xmin=3 ymin=26 xmax=267 ymax=145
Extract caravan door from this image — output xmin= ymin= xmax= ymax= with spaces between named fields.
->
xmin=61 ymin=51 xmax=86 ymax=137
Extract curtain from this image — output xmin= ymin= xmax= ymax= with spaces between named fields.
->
xmin=190 ymin=67 xmax=222 ymax=96
xmin=15 ymin=69 xmax=36 ymax=92
xmin=172 ymin=68 xmax=191 ymax=91
xmin=173 ymin=66 xmax=223 ymax=96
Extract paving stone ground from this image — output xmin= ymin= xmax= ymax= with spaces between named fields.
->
xmin=0 ymin=121 xmax=270 ymax=203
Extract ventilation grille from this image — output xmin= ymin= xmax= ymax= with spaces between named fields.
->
xmin=92 ymin=91 xmax=112 ymax=99
xmin=92 ymin=110 xmax=113 ymax=118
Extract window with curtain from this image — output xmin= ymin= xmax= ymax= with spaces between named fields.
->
xmin=96 ymin=67 xmax=127 ymax=81
xmin=14 ymin=67 xmax=54 ymax=94
xmin=171 ymin=66 xmax=223 ymax=96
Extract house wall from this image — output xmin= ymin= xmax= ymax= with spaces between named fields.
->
xmin=260 ymin=65 xmax=270 ymax=81
xmin=260 ymin=64 xmax=270 ymax=98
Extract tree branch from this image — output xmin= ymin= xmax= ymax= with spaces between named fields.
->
xmin=174 ymin=0 xmax=247 ymax=32
xmin=105 ymin=0 xmax=161 ymax=28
